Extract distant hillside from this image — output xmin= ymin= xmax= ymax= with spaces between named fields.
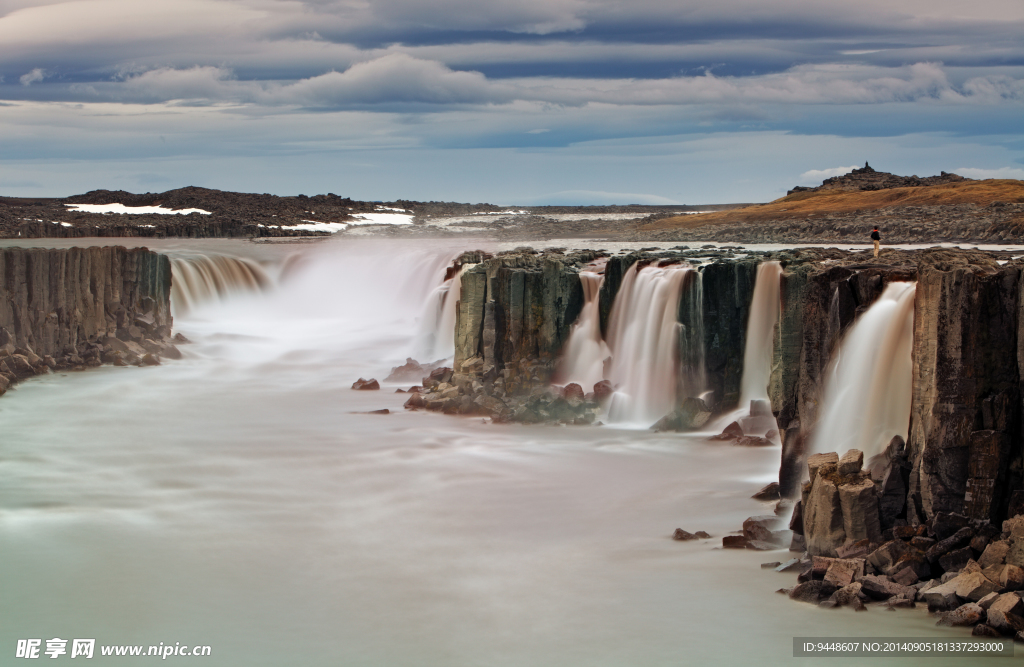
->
xmin=639 ymin=179 xmax=1024 ymax=244
xmin=787 ymin=163 xmax=971 ymax=195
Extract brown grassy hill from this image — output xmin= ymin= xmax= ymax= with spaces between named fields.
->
xmin=643 ymin=179 xmax=1024 ymax=232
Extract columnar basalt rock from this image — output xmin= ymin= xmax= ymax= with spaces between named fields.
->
xmin=908 ymin=253 xmax=1020 ymax=523
xmin=0 ymin=246 xmax=175 ymax=394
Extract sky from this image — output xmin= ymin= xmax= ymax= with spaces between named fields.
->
xmin=1 ymin=0 xmax=1022 ymax=204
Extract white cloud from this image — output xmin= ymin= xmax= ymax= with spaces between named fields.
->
xmin=19 ymin=67 xmax=46 ymax=85
xmin=955 ymin=166 xmax=1024 ymax=180
xmin=798 ymin=165 xmax=859 ymax=183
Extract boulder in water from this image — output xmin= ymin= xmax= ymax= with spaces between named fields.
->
xmin=562 ymin=383 xmax=585 ymax=403
xmin=734 ymin=435 xmax=773 ymax=447
xmin=592 ymin=380 xmax=614 ymax=402
xmin=672 ymin=528 xmax=710 ymax=541
xmin=753 ymin=482 xmax=781 ymax=501
xmin=710 ymin=421 xmax=744 ymax=441
xmin=651 ymin=397 xmax=712 ymax=432
xmin=352 ymin=378 xmax=380 ymax=390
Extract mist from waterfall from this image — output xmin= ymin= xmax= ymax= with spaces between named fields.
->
xmin=554 ymin=271 xmax=609 ymax=390
xmin=605 ymin=262 xmax=692 ymax=426
xmin=809 ymin=281 xmax=916 ymax=463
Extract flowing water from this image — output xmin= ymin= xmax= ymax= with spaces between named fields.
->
xmin=553 ymin=271 xmax=609 ymax=390
xmin=0 ymin=239 xmax=991 ymax=666
xmin=605 ymin=262 xmax=693 ymax=427
xmin=809 ymin=282 xmax=917 ymax=464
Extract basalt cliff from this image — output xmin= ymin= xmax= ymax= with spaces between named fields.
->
xmin=0 ymin=246 xmax=178 ymax=397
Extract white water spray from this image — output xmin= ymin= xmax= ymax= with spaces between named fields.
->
xmin=414 ymin=259 xmax=472 ymax=362
xmin=554 ymin=272 xmax=610 ymax=390
xmin=809 ymin=281 xmax=916 ymax=463
xmin=605 ymin=262 xmax=692 ymax=426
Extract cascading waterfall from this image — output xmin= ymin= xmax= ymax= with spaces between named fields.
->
xmin=809 ymin=281 xmax=916 ymax=464
xmin=170 ymin=254 xmax=272 ymax=316
xmin=676 ymin=269 xmax=707 ymax=404
xmin=605 ymin=262 xmax=692 ymax=426
xmin=414 ymin=260 xmax=473 ymax=362
xmin=554 ymin=271 xmax=610 ymax=389
xmin=739 ymin=261 xmax=782 ymax=408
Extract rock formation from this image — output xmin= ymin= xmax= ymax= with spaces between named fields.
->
xmin=788 ymin=163 xmax=971 ymax=196
xmin=0 ymin=246 xmax=175 ymax=396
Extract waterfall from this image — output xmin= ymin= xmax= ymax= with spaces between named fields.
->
xmin=414 ymin=261 xmax=473 ymax=362
xmin=739 ymin=261 xmax=782 ymax=407
xmin=809 ymin=281 xmax=916 ymax=463
xmin=554 ymin=271 xmax=610 ymax=390
xmin=677 ymin=269 xmax=706 ymax=404
xmin=170 ymin=255 xmax=272 ymax=316
xmin=605 ymin=262 xmax=693 ymax=426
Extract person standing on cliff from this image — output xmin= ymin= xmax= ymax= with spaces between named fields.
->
xmin=871 ymin=227 xmax=881 ymax=257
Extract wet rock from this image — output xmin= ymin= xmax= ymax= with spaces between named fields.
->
xmin=651 ymin=397 xmax=713 ymax=432
xmin=840 ymin=476 xmax=883 ymax=545
xmin=561 ymin=383 xmax=585 ymax=403
xmin=955 ymin=572 xmax=1000 ymax=602
xmin=803 ymin=474 xmax=845 ymax=557
xmin=352 ymin=378 xmax=380 ymax=390
xmin=775 ymin=558 xmax=802 ymax=572
xmin=936 ymin=603 xmax=984 ymax=627
xmin=838 ymin=449 xmax=864 ymax=476
xmin=939 ymin=546 xmax=975 ymax=573
xmin=987 ymin=610 xmax=1024 ymax=636
xmin=403 ymin=393 xmax=426 ymax=409
xmin=722 ymin=535 xmax=748 ymax=549
xmin=789 ymin=580 xmax=824 ymax=604
xmin=829 ymin=582 xmax=866 ymax=610
xmin=973 ymin=624 xmax=1001 ymax=637
xmin=753 ymin=482 xmax=781 ymax=501
xmin=710 ymin=421 xmax=744 ymax=441
xmin=743 ymin=515 xmax=781 ymax=543
xmin=989 ymin=592 xmax=1023 ymax=616
xmin=822 ymin=558 xmax=865 ymax=593
xmin=859 ymin=574 xmax=916 ymax=601
xmin=926 ymin=527 xmax=974 ymax=563
xmin=735 ymin=435 xmax=773 ymax=447
xmin=592 ymin=380 xmax=613 ymax=402
xmin=386 ymin=358 xmax=441 ymax=382
xmin=672 ymin=529 xmax=704 ymax=541
xmin=761 ymin=561 xmax=781 ymax=569
xmin=807 ymin=453 xmax=839 ymax=483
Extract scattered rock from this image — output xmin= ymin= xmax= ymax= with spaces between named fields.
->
xmin=352 ymin=378 xmax=380 ymax=390
xmin=937 ymin=603 xmax=984 ymax=627
xmin=753 ymin=482 xmax=781 ymax=501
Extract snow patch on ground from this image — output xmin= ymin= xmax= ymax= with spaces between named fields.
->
xmin=66 ymin=203 xmax=212 ymax=215
xmin=351 ymin=212 xmax=414 ymax=225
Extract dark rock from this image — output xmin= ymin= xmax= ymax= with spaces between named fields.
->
xmin=592 ymin=380 xmax=614 ymax=402
xmin=789 ymin=500 xmax=804 ymax=535
xmin=753 ymin=482 xmax=781 ymax=501
xmin=775 ymin=558 xmax=802 ymax=572
xmin=859 ymin=574 xmax=916 ymax=601
xmin=651 ymin=397 xmax=713 ymax=432
xmin=987 ymin=610 xmax=1024 ymax=636
xmin=973 ymin=624 xmax=1001 ymax=637
xmin=789 ymin=580 xmax=824 ymax=604
xmin=722 ymin=535 xmax=748 ymax=549
xmin=926 ymin=527 xmax=974 ymax=563
xmin=561 ymin=383 xmax=585 ymax=402
xmin=694 ymin=531 xmax=711 ymax=539
xmin=937 ymin=603 xmax=984 ymax=627
xmin=709 ymin=421 xmax=744 ymax=441
xmin=735 ymin=436 xmax=773 ymax=447
xmin=838 ymin=449 xmax=864 ymax=476
xmin=939 ymin=546 xmax=975 ymax=573
xmin=673 ymin=528 xmax=701 ymax=541
xmin=761 ymin=561 xmax=782 ymax=569
xmin=932 ymin=513 xmax=972 ymax=541
xmin=352 ymin=378 xmax=380 ymax=390
xmin=743 ymin=515 xmax=781 ymax=543
xmin=403 ymin=393 xmax=427 ymax=409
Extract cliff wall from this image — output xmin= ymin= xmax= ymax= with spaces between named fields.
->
xmin=0 ymin=246 xmax=176 ymax=395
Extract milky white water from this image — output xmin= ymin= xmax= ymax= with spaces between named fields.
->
xmin=809 ymin=282 xmax=916 ymax=464
xmin=554 ymin=271 xmax=609 ymax=390
xmin=0 ymin=238 xmax=1001 ymax=666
